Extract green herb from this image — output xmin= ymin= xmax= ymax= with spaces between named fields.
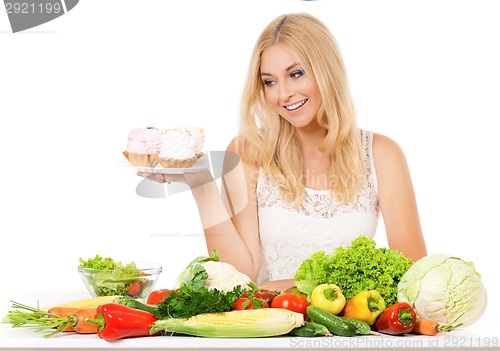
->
xmin=155 ymin=284 xmax=244 ymax=319
xmin=79 ymin=254 xmax=143 ymax=296
xmin=294 ymin=236 xmax=413 ymax=305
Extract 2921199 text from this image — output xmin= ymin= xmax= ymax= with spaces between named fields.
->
xmin=5 ymin=2 xmax=62 ymax=14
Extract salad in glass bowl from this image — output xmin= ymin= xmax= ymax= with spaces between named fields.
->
xmin=78 ymin=255 xmax=162 ymax=298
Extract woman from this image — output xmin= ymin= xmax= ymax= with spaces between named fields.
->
xmin=144 ymin=13 xmax=426 ymax=291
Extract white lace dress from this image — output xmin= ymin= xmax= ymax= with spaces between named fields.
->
xmin=256 ymin=129 xmax=380 ymax=284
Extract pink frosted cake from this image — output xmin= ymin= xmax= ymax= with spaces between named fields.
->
xmin=123 ymin=127 xmax=161 ymax=167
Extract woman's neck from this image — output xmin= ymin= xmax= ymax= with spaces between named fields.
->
xmin=295 ymin=125 xmax=327 ymax=152
xmin=295 ymin=126 xmax=332 ymax=190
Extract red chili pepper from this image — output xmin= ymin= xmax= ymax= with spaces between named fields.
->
xmin=86 ymin=303 xmax=159 ymax=340
xmin=375 ymin=302 xmax=416 ymax=335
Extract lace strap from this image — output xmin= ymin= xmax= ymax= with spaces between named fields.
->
xmin=362 ymin=129 xmax=378 ymax=193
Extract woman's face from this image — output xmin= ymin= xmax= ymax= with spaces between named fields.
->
xmin=260 ymin=44 xmax=322 ymax=130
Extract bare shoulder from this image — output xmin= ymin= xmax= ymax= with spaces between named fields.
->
xmin=372 ymin=133 xmax=405 ymax=157
xmin=372 ymin=133 xmax=409 ymax=172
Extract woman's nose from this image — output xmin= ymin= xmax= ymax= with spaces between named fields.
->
xmin=279 ymin=82 xmax=294 ymax=101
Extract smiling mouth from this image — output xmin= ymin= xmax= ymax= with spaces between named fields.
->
xmin=284 ymin=99 xmax=307 ymax=111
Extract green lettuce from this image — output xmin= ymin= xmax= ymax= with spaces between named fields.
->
xmin=79 ymin=254 xmax=143 ymax=296
xmin=294 ymin=236 xmax=413 ymax=305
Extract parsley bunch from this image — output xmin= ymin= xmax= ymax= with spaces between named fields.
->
xmin=155 ymin=284 xmax=245 ymax=319
xmin=294 ymin=236 xmax=413 ymax=305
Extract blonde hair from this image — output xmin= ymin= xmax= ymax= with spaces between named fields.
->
xmin=237 ymin=13 xmax=365 ymax=204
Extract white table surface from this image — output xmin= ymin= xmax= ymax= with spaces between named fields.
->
xmin=1 ymin=291 xmax=498 ymax=350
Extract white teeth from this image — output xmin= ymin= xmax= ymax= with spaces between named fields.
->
xmin=285 ymin=100 xmax=306 ymax=111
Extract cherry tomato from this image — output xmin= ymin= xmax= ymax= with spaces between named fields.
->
xmin=146 ymin=289 xmax=177 ymax=305
xmin=270 ymin=292 xmax=309 ymax=317
xmin=126 ymin=282 xmax=141 ymax=296
xmin=232 ymin=296 xmax=269 ymax=310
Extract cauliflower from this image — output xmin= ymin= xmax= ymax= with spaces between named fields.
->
xmin=176 ymin=250 xmax=253 ymax=292
xmin=201 ymin=261 xmax=252 ymax=292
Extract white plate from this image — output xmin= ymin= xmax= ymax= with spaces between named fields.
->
xmin=117 ymin=155 xmax=210 ymax=174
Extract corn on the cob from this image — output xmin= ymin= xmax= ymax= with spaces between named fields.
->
xmin=41 ymin=296 xmax=123 ymax=311
xmin=150 ymin=308 xmax=304 ymax=338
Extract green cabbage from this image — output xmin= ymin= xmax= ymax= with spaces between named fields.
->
xmin=397 ymin=253 xmax=487 ymax=328
xmin=294 ymin=236 xmax=413 ymax=305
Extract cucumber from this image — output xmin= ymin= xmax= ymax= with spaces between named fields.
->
xmin=307 ymin=306 xmax=357 ymax=337
xmin=341 ymin=317 xmax=372 ymax=335
xmin=114 ymin=296 xmax=159 ymax=316
xmin=288 ymin=321 xmax=330 ymax=337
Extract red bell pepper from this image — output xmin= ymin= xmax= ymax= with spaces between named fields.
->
xmin=375 ymin=302 xmax=416 ymax=335
xmin=86 ymin=303 xmax=159 ymax=340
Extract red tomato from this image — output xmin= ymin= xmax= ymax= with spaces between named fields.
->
xmin=126 ymin=282 xmax=141 ymax=296
xmin=146 ymin=289 xmax=177 ymax=305
xmin=254 ymin=290 xmax=278 ymax=306
xmin=270 ymin=292 xmax=309 ymax=317
xmin=232 ymin=297 xmax=269 ymax=310
xmin=284 ymin=286 xmax=309 ymax=300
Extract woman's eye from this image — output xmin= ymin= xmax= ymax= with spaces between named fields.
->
xmin=290 ymin=70 xmax=304 ymax=79
xmin=263 ymin=80 xmax=276 ymax=87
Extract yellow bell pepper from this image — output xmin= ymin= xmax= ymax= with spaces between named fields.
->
xmin=342 ymin=290 xmax=386 ymax=325
xmin=310 ymin=284 xmax=346 ymax=315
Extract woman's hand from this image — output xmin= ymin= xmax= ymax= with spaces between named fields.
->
xmin=137 ymin=169 xmax=215 ymax=189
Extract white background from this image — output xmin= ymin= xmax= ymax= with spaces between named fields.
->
xmin=0 ymin=0 xmax=498 ymax=328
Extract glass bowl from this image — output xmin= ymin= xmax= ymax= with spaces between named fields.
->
xmin=78 ymin=261 xmax=162 ymax=299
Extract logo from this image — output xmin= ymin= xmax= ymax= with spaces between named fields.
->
xmin=4 ymin=0 xmax=79 ymax=33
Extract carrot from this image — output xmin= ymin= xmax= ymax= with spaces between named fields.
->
xmin=48 ymin=307 xmax=84 ymax=332
xmin=411 ymin=318 xmax=462 ymax=336
xmin=70 ymin=309 xmax=98 ymax=334
xmin=410 ymin=319 xmax=441 ymax=336
xmin=48 ymin=307 xmax=98 ymax=333
xmin=4 ymin=301 xmax=97 ymax=337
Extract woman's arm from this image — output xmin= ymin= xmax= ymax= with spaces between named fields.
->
xmin=258 ymin=279 xmax=295 ymax=292
xmin=372 ymin=133 xmax=427 ymax=262
xmin=189 ymin=139 xmax=262 ymax=281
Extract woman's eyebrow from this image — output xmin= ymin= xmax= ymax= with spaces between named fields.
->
xmin=261 ymin=63 xmax=299 ymax=77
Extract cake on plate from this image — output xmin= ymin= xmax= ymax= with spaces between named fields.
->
xmin=176 ymin=125 xmax=205 ymax=158
xmin=156 ymin=127 xmax=204 ymax=168
xmin=122 ymin=127 xmax=162 ymax=167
